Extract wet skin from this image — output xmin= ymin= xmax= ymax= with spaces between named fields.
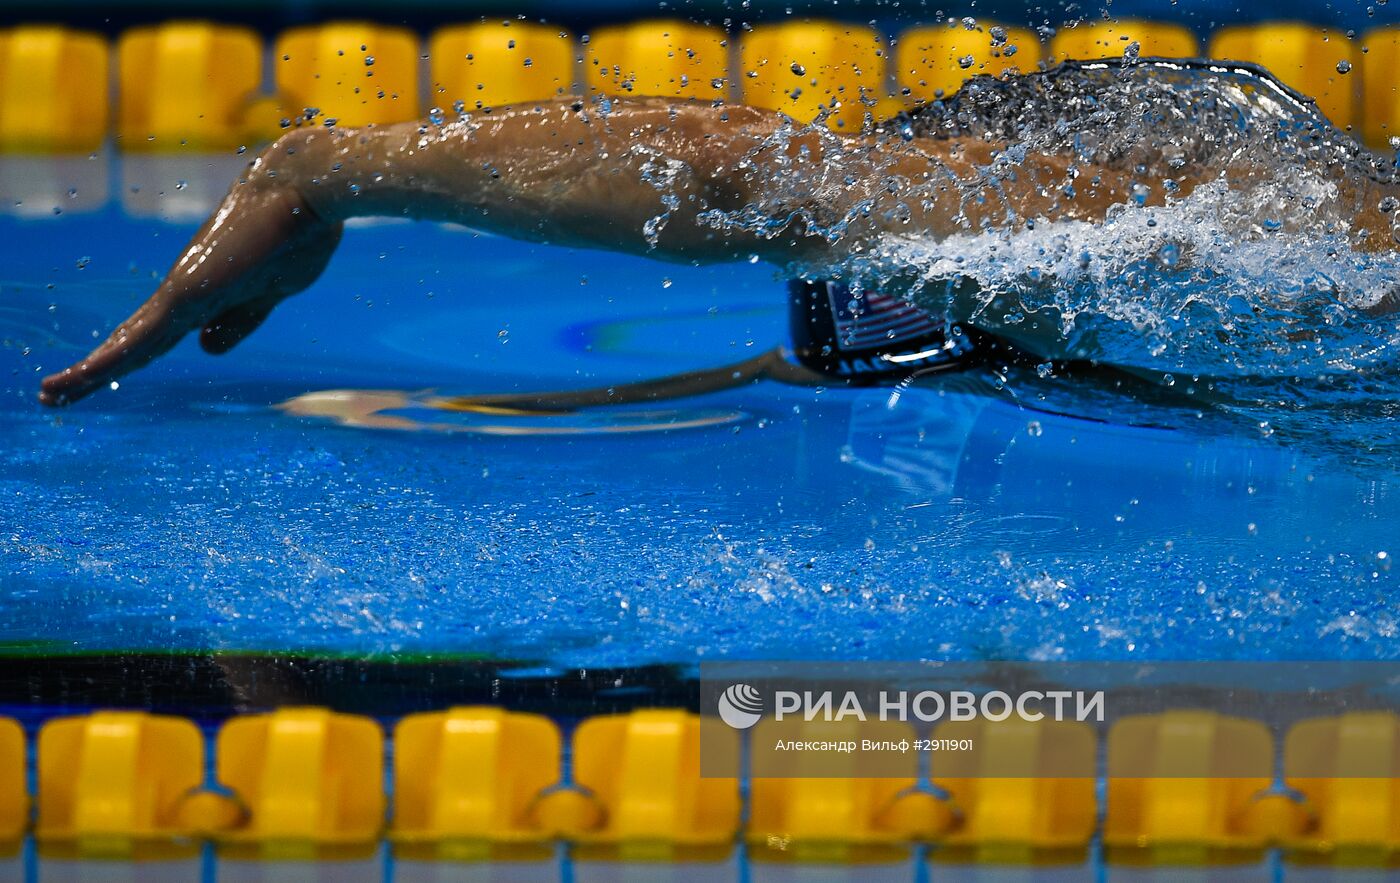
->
xmin=36 ymin=96 xmax=1400 ymax=406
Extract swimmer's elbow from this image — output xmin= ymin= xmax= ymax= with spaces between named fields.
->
xmin=257 ymin=131 xmax=398 ymax=228
xmin=250 ymin=127 xmax=320 ymax=178
xmin=242 ymin=126 xmax=341 ymax=207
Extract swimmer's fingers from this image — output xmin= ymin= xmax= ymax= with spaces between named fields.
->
xmin=200 ymin=297 xmax=279 ymax=355
xmin=38 ymin=297 xmax=186 ymax=406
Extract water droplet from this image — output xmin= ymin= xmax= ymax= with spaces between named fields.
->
xmin=790 ymin=62 xmax=806 ymax=76
xmin=957 ymin=55 xmax=976 ymax=70
xmin=1026 ymin=420 xmax=1043 ymax=437
xmin=363 ymin=55 xmax=375 ymax=66
xmin=175 ymin=180 xmax=188 ymax=191
xmin=661 ymin=277 xmax=673 ymax=288
xmin=1337 ymin=59 xmax=1353 ymax=74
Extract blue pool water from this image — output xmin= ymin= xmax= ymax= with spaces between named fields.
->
xmin=3 ymin=156 xmax=1399 ymax=668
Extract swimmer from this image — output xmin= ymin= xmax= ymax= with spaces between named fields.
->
xmin=37 ymin=59 xmax=1400 ymax=406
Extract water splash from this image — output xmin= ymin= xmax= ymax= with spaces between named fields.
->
xmin=713 ymin=60 xmax=1400 ymax=385
xmin=871 ymin=180 xmax=1400 ymax=378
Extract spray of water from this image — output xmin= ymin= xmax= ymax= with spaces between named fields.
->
xmin=710 ymin=59 xmax=1400 ymax=385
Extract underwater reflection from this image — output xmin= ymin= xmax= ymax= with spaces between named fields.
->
xmin=120 ymin=153 xmax=247 ymax=222
xmin=278 ymin=387 xmax=747 ymax=436
xmin=0 ymin=154 xmax=108 ymax=218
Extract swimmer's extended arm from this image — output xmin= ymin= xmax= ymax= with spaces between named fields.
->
xmin=39 ymin=99 xmax=857 ymax=405
xmin=32 ymin=96 xmax=1176 ymax=406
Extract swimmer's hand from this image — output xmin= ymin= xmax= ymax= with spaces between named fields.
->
xmin=39 ymin=181 xmax=342 ymax=406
